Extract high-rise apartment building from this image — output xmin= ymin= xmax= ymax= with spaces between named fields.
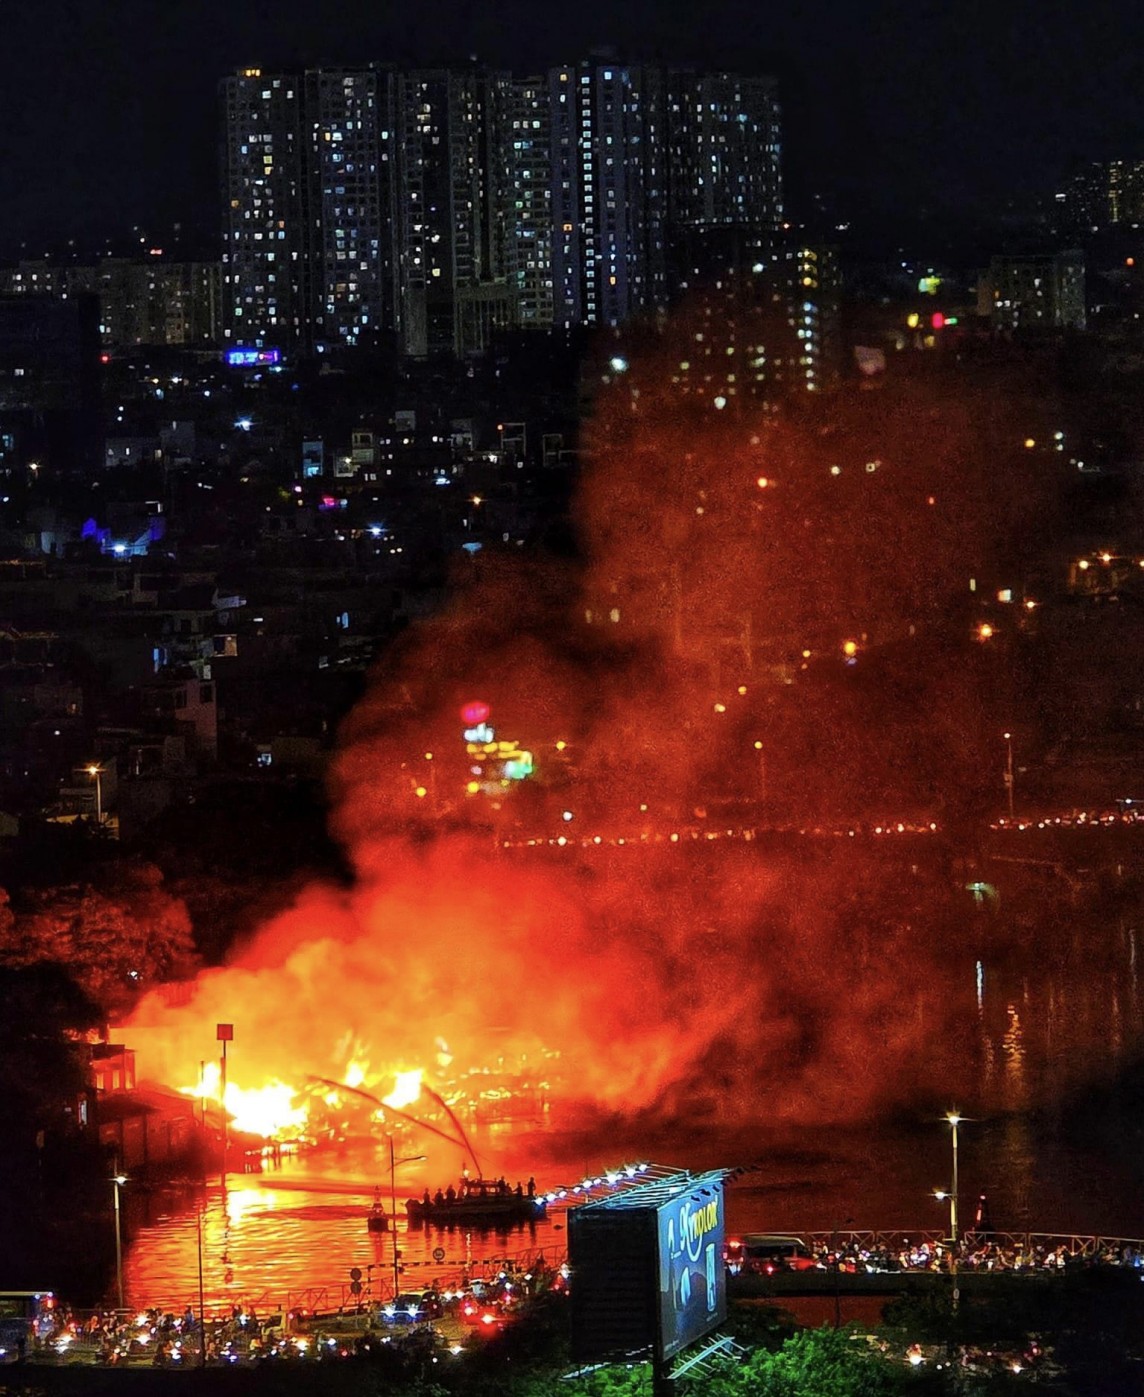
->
xmin=499 ymin=77 xmax=555 ymax=328
xmin=0 ymin=259 xmax=222 ymax=347
xmin=394 ymin=69 xmax=493 ymax=357
xmin=220 ymin=69 xmax=307 ymax=348
xmin=666 ymin=71 xmax=782 ymax=232
xmin=306 ymin=67 xmax=395 ymax=353
xmin=548 ymin=59 xmax=667 ymax=328
xmin=218 ymin=58 xmax=783 ymax=355
xmin=1057 ymin=160 xmax=1144 ymax=231
xmin=984 ymin=252 xmax=1086 ymax=333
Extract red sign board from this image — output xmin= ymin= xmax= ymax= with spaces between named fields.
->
xmin=216 ymin=1023 xmax=234 ymax=1042
xmin=460 ymin=701 xmax=490 ymax=725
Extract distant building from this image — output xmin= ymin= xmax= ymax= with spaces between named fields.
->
xmin=1057 ymin=160 xmax=1144 ymax=231
xmin=0 ymin=259 xmax=222 ymax=347
xmin=662 ymin=236 xmax=842 ymax=405
xmin=665 ymin=71 xmax=782 ymax=236
xmin=0 ymin=294 xmax=103 ymax=475
xmin=217 ymin=58 xmax=783 ymax=354
xmin=306 ymin=67 xmax=397 ymax=354
xmin=548 ymin=58 xmax=668 ymax=328
xmin=220 ymin=69 xmax=308 ymax=350
xmin=983 ymin=251 xmax=1086 ymax=333
xmin=395 ymin=68 xmax=500 ymax=356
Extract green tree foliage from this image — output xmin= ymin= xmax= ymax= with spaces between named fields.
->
xmin=692 ymin=1328 xmax=919 ymax=1397
xmin=0 ymin=862 xmax=197 ymax=1014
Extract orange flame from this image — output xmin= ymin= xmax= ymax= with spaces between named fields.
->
xmin=383 ymin=1069 xmax=423 ymax=1110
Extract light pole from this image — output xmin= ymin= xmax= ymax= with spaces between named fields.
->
xmin=217 ymin=1024 xmax=233 ymax=1187
xmin=388 ymin=1140 xmax=426 ymax=1299
xmin=933 ymin=1111 xmax=965 ymax=1311
xmin=86 ymin=764 xmax=104 ymax=824
xmin=1002 ymin=732 xmax=1015 ymax=821
xmin=111 ymin=1163 xmax=128 ymax=1311
xmin=196 ymin=1202 xmax=207 ymax=1368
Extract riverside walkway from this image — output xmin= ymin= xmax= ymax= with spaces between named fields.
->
xmin=728 ymin=1228 xmax=1144 ymax=1297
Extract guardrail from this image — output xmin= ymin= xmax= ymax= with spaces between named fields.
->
xmin=785 ymin=1229 xmax=1144 ymax=1259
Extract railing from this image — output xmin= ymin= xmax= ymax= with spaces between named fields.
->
xmin=735 ymin=1228 xmax=1144 ymax=1269
xmin=67 ymin=1241 xmax=570 ymax=1323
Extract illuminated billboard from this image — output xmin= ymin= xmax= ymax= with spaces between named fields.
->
xmin=225 ymin=347 xmax=281 ymax=367
xmin=656 ymin=1179 xmax=726 ymax=1361
xmin=568 ymin=1171 xmax=726 ymax=1366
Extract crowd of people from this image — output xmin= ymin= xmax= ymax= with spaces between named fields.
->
xmin=803 ymin=1233 xmax=1144 ymax=1275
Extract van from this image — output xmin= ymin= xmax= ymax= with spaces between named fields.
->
xmin=726 ymin=1234 xmax=818 ymax=1275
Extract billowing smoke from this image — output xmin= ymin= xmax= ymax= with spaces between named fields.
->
xmin=127 ymin=308 xmax=1054 ymax=1134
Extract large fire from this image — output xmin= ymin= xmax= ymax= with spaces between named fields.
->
xmin=186 ymin=1063 xmax=308 ymax=1139
xmin=122 ymin=313 xmax=1059 ymax=1137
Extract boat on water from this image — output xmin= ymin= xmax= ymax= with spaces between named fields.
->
xmin=406 ymin=1177 xmax=546 ymax=1227
xmin=367 ymin=1189 xmax=390 ymax=1232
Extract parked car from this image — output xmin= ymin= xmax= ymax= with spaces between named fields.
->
xmin=726 ymin=1234 xmax=818 ymax=1275
xmin=380 ymin=1294 xmax=430 ymax=1325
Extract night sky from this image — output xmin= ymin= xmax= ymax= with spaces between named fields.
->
xmin=1 ymin=0 xmax=1143 ymax=255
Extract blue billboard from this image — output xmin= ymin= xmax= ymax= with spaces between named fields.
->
xmin=225 ymin=347 xmax=281 ymax=367
xmin=568 ymin=1170 xmax=727 ymax=1366
xmin=656 ymin=1179 xmax=726 ymax=1361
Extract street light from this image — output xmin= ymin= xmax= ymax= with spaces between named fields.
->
xmin=86 ymin=764 xmax=104 ymax=824
xmin=388 ymin=1140 xmax=426 ymax=1299
xmin=945 ymin=1110 xmax=962 ymax=1243
xmin=1002 ymin=733 xmax=1015 ymax=821
xmin=933 ymin=1111 xmax=966 ymax=1310
xmin=111 ymin=1163 xmax=128 ymax=1311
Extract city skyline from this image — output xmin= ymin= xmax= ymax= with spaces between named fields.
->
xmin=220 ymin=60 xmax=782 ymax=355
xmin=4 ymin=0 xmax=1144 ymax=255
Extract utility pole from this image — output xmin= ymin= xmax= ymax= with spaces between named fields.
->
xmin=1003 ymin=732 xmax=1015 ymax=821
xmin=217 ymin=1024 xmax=233 ymax=1187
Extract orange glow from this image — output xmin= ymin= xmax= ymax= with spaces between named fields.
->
xmin=383 ymin=1069 xmax=423 ymax=1109
xmin=183 ymin=1063 xmax=307 ymax=1139
xmin=978 ymin=623 xmax=994 ymax=640
xmin=119 ymin=296 xmax=1068 ymax=1142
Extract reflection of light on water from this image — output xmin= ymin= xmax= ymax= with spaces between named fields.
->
xmin=975 ymin=960 xmax=984 ymax=1013
xmin=122 ymin=1140 xmax=570 ymax=1312
xmin=225 ymin=1188 xmax=272 ymax=1226
xmin=1002 ymin=1002 xmax=1026 ymax=1106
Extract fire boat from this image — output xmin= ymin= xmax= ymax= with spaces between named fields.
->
xmin=406 ymin=1177 xmax=546 ymax=1227
xmin=367 ymin=1189 xmax=390 ymax=1232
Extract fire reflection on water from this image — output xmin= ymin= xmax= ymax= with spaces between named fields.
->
xmin=117 ymin=896 xmax=1144 ymax=1311
xmin=123 ymin=1146 xmax=561 ymax=1313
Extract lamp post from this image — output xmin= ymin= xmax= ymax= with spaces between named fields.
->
xmin=111 ymin=1163 xmax=128 ymax=1311
xmin=86 ymin=764 xmax=104 ymax=824
xmin=216 ymin=1024 xmax=233 ymax=1187
xmin=946 ymin=1110 xmax=961 ymax=1244
xmin=196 ymin=1203 xmax=207 ymax=1368
xmin=388 ymin=1141 xmax=426 ymax=1299
xmin=1002 ymin=732 xmax=1015 ymax=821
xmin=933 ymin=1111 xmax=965 ymax=1312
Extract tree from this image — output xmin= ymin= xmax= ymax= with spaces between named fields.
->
xmin=0 ymin=962 xmax=100 ymax=1139
xmin=1 ymin=863 xmax=197 ymax=1014
xmin=729 ymin=1328 xmax=922 ymax=1397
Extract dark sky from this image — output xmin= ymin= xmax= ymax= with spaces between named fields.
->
xmin=2 ymin=0 xmax=1144 ymax=254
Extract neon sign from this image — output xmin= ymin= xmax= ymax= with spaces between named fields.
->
xmin=225 ymin=348 xmax=282 ymax=367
